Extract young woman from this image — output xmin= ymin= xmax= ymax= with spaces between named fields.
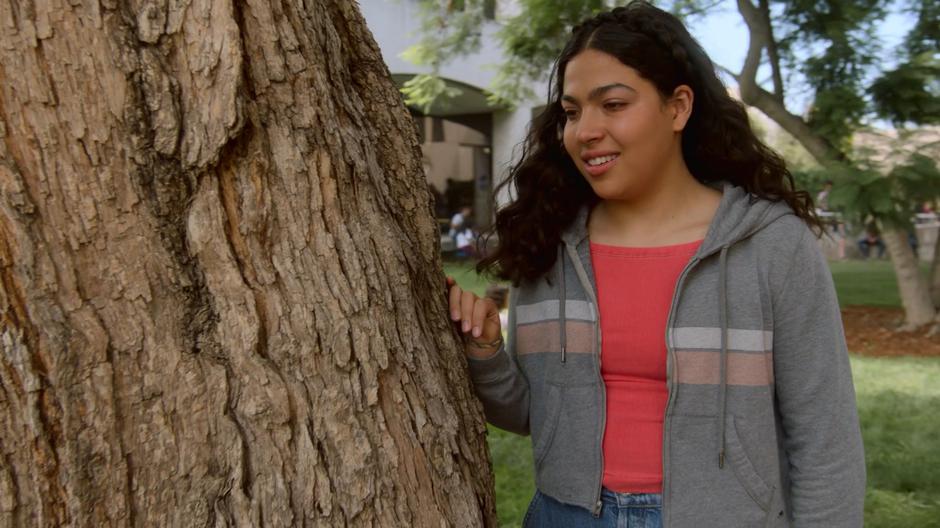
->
xmin=447 ymin=2 xmax=865 ymax=527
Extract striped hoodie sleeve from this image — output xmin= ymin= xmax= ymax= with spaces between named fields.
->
xmin=465 ymin=286 xmax=530 ymax=435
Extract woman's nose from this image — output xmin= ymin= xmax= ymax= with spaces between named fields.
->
xmin=575 ymin=111 xmax=604 ymax=144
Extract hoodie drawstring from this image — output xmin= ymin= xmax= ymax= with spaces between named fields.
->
xmin=559 ymin=245 xmax=567 ymax=363
xmin=717 ymin=245 xmax=730 ymax=469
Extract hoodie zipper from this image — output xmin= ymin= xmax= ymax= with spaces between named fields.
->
xmin=563 ymin=243 xmax=606 ymax=517
xmin=592 ymin=313 xmax=605 ymax=517
xmin=661 ymin=256 xmax=699 ymax=527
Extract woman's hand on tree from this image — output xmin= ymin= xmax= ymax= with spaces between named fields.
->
xmin=447 ymin=276 xmax=503 ymax=359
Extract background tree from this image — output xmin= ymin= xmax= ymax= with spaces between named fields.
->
xmin=0 ymin=0 xmax=496 ymax=526
xmin=408 ymin=0 xmax=940 ymax=329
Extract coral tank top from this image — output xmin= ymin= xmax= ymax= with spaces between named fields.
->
xmin=590 ymin=239 xmax=701 ymax=493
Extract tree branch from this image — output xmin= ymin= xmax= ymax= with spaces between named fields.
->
xmin=744 ymin=84 xmax=844 ymax=163
xmin=718 ymin=63 xmax=740 ymax=80
xmin=757 ymin=0 xmax=785 ymax=102
xmin=736 ymin=0 xmax=767 ymax=102
xmin=733 ymin=0 xmax=842 ymax=164
xmin=675 ymin=0 xmax=725 ymax=19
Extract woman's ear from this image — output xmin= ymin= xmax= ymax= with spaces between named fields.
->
xmin=670 ymin=85 xmax=694 ymax=132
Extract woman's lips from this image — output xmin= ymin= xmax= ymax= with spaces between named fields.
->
xmin=584 ymin=155 xmax=619 ymax=176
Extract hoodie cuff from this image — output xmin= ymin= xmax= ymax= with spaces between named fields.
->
xmin=466 ymin=344 xmax=512 ymax=383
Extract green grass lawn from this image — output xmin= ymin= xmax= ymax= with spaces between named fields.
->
xmin=444 ymin=261 xmax=494 ymax=296
xmin=445 ymin=259 xmax=940 ymax=527
xmin=853 ymin=356 xmax=940 ymax=528
xmin=829 ymin=259 xmax=903 ymax=308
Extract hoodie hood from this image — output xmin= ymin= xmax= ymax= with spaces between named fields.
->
xmin=560 ymin=182 xmax=795 ymax=256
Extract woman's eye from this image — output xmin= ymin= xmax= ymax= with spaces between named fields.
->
xmin=604 ymin=101 xmax=626 ymax=111
xmin=563 ymin=109 xmax=579 ymax=120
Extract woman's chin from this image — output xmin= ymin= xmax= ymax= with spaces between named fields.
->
xmin=587 ymin=181 xmax=633 ymax=202
xmin=583 ymin=171 xmax=658 ymax=203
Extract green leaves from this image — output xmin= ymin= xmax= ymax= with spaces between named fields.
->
xmin=825 ymin=149 xmax=940 ymax=229
xmin=487 ymin=0 xmax=605 ymax=103
xmin=807 ymin=85 xmax=868 ymax=147
xmin=399 ymin=0 xmax=489 ymax=109
xmin=774 ymin=0 xmax=887 ymax=145
xmin=871 ymin=0 xmax=939 ymax=127
xmin=400 ymin=0 xmax=605 ymax=108
xmin=827 ymin=168 xmax=901 ymax=225
xmin=893 ymin=153 xmax=940 ymax=205
xmin=871 ymin=53 xmax=940 ymax=127
xmin=904 ymin=0 xmax=940 ymax=56
xmin=400 ymin=74 xmax=465 ymax=113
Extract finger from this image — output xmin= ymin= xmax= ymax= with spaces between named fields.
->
xmin=460 ymin=290 xmax=477 ymax=333
xmin=448 ymin=283 xmax=462 ymax=321
xmin=471 ymin=297 xmax=496 ymax=338
xmin=485 ymin=303 xmax=501 ymax=325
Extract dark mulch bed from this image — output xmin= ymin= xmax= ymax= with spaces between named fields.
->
xmin=842 ymin=306 xmax=940 ymax=357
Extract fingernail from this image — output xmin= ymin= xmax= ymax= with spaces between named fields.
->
xmin=462 ymin=321 xmax=470 ymax=332
xmin=452 ymin=311 xmax=460 ymax=321
xmin=472 ymin=327 xmax=481 ymax=337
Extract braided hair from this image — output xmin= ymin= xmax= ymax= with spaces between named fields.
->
xmin=477 ymin=0 xmax=821 ymax=285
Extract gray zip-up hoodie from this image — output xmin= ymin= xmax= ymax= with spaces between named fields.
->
xmin=467 ymin=184 xmax=866 ymax=527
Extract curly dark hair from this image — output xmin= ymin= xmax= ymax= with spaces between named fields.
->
xmin=477 ymin=0 xmax=821 ymax=285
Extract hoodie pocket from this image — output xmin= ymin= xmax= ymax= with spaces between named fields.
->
xmin=532 ymin=384 xmax=562 ymax=467
xmin=531 ymin=382 xmax=600 ymax=501
xmin=725 ymin=415 xmax=773 ymax=511
xmin=669 ymin=415 xmax=778 ymax=527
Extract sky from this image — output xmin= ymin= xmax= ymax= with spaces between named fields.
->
xmin=688 ymin=2 xmax=913 ymax=70
xmin=687 ymin=2 xmax=915 ymax=114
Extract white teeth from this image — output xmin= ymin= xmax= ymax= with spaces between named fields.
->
xmin=586 ymin=154 xmax=618 ymax=166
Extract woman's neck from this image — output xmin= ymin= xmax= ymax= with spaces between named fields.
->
xmin=588 ymin=175 xmax=722 ymax=247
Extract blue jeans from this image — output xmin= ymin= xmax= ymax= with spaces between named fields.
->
xmin=523 ymin=488 xmax=662 ymax=528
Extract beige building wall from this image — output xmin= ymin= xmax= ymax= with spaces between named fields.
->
xmin=420 ymin=117 xmax=488 ymax=192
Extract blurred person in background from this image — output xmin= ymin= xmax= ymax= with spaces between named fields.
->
xmin=454 ymin=219 xmax=479 ymax=259
xmin=857 ymin=225 xmax=886 ymax=259
xmin=815 ymin=180 xmax=846 ymax=259
xmin=815 ymin=180 xmax=832 ymax=212
xmin=449 ymin=205 xmax=473 ymax=238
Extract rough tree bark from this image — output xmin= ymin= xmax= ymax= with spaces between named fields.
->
xmin=0 ymin=0 xmax=496 ymax=526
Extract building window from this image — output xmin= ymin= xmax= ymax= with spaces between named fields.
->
xmin=431 ymin=117 xmax=445 ymax=142
xmin=484 ymin=0 xmax=496 ymax=19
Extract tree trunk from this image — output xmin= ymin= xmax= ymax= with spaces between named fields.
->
xmin=930 ymin=231 xmax=940 ymax=308
xmin=0 ymin=1 xmax=496 ymax=526
xmin=881 ymin=228 xmax=936 ymax=329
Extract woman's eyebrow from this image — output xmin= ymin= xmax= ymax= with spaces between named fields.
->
xmin=561 ymin=83 xmax=635 ymax=103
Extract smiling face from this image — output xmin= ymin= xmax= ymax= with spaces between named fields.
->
xmin=561 ymin=49 xmax=692 ymax=202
